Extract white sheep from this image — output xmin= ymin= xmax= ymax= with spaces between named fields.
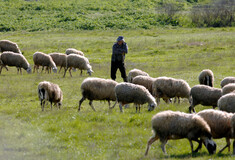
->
xmin=222 ymin=83 xmax=235 ymax=95
xmin=48 ymin=52 xmax=67 ymax=73
xmin=33 ymin=52 xmax=57 ymax=73
xmin=38 ymin=81 xmax=63 ymax=111
xmin=132 ymin=75 xmax=155 ymax=95
xmin=111 ymin=82 xmax=157 ymax=112
xmin=63 ymin=54 xmax=93 ymax=77
xmin=127 ymin=68 xmax=149 ymax=83
xmin=0 ymin=40 xmax=22 ymax=54
xmin=197 ymin=109 xmax=234 ymax=153
xmin=221 ymin=77 xmax=235 ymax=88
xmin=0 ymin=51 xmax=31 ymax=74
xmin=218 ymin=92 xmax=235 ymax=113
xmin=145 ymin=110 xmax=216 ymax=156
xmin=198 ymin=69 xmax=214 ymax=87
xmin=152 ymin=77 xmax=191 ymax=104
xmin=189 ymin=85 xmax=222 ymax=113
xmin=78 ymin=77 xmax=118 ymax=111
xmin=65 ymin=48 xmax=84 ymax=56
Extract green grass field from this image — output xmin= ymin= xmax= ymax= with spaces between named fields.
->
xmin=0 ymin=27 xmax=235 ymax=160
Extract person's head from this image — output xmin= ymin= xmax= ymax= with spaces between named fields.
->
xmin=117 ymin=36 xmax=124 ymax=45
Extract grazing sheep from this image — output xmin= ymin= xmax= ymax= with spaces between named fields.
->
xmin=145 ymin=110 xmax=216 ymax=156
xmin=33 ymin=52 xmax=57 ymax=73
xmin=222 ymin=83 xmax=235 ymax=95
xmin=189 ymin=85 xmax=222 ymax=113
xmin=152 ymin=77 xmax=191 ymax=104
xmin=78 ymin=77 xmax=118 ymax=111
xmin=132 ymin=75 xmax=155 ymax=95
xmin=221 ymin=77 xmax=235 ymax=88
xmin=63 ymin=54 xmax=93 ymax=77
xmin=0 ymin=51 xmax=31 ymax=74
xmin=218 ymin=92 xmax=235 ymax=113
xmin=111 ymin=82 xmax=157 ymax=112
xmin=0 ymin=40 xmax=22 ymax=54
xmin=65 ymin=48 xmax=84 ymax=56
xmin=198 ymin=69 xmax=214 ymax=87
xmin=197 ymin=109 xmax=234 ymax=153
xmin=127 ymin=68 xmax=149 ymax=83
xmin=48 ymin=52 xmax=67 ymax=73
xmin=38 ymin=81 xmax=63 ymax=111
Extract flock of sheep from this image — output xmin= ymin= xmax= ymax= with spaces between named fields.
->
xmin=1 ymin=40 xmax=235 ymax=156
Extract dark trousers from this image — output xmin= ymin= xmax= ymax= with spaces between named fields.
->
xmin=111 ymin=61 xmax=127 ymax=82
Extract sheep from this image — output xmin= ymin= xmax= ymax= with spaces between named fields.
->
xmin=198 ymin=69 xmax=214 ymax=87
xmin=221 ymin=77 xmax=235 ymax=88
xmin=48 ymin=52 xmax=67 ymax=73
xmin=127 ymin=68 xmax=149 ymax=83
xmin=78 ymin=77 xmax=118 ymax=111
xmin=65 ymin=48 xmax=84 ymax=56
xmin=63 ymin=54 xmax=93 ymax=77
xmin=197 ymin=109 xmax=234 ymax=153
xmin=132 ymin=75 xmax=155 ymax=95
xmin=218 ymin=92 xmax=235 ymax=113
xmin=189 ymin=85 xmax=222 ymax=113
xmin=111 ymin=82 xmax=157 ymax=112
xmin=0 ymin=40 xmax=22 ymax=54
xmin=145 ymin=110 xmax=216 ymax=156
xmin=152 ymin=77 xmax=191 ymax=104
xmin=222 ymin=83 xmax=235 ymax=95
xmin=38 ymin=81 xmax=63 ymax=111
xmin=0 ymin=51 xmax=31 ymax=74
xmin=33 ymin=52 xmax=57 ymax=73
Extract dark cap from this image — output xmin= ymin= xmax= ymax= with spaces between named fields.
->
xmin=117 ymin=36 xmax=124 ymax=42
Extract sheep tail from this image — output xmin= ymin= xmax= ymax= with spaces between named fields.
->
xmin=38 ymin=88 xmax=45 ymax=100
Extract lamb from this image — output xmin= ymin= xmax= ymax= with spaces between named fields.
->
xmin=33 ymin=52 xmax=57 ymax=73
xmin=0 ymin=51 xmax=31 ymax=74
xmin=78 ymin=77 xmax=118 ymax=111
xmin=197 ymin=109 xmax=234 ymax=153
xmin=145 ymin=110 xmax=216 ymax=156
xmin=48 ymin=52 xmax=67 ymax=73
xmin=152 ymin=77 xmax=191 ymax=104
xmin=111 ymin=82 xmax=157 ymax=112
xmin=63 ymin=54 xmax=93 ymax=77
xmin=65 ymin=48 xmax=84 ymax=56
xmin=222 ymin=83 xmax=235 ymax=95
xmin=198 ymin=69 xmax=214 ymax=87
xmin=38 ymin=81 xmax=63 ymax=111
xmin=221 ymin=77 xmax=235 ymax=88
xmin=127 ymin=68 xmax=149 ymax=83
xmin=218 ymin=92 xmax=235 ymax=113
xmin=0 ymin=40 xmax=22 ymax=54
xmin=189 ymin=85 xmax=222 ymax=113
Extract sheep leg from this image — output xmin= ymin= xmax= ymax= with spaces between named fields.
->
xmin=80 ymin=70 xmax=82 ymax=76
xmin=189 ymin=105 xmax=195 ymax=113
xmin=17 ymin=67 xmax=19 ymax=74
xmin=58 ymin=66 xmax=62 ymax=73
xmin=78 ymin=97 xmax=85 ymax=111
xmin=174 ymin=97 xmax=177 ymax=103
xmin=41 ymin=100 xmax=45 ymax=111
xmin=193 ymin=139 xmax=202 ymax=153
xmin=119 ymin=103 xmax=123 ymax=112
xmin=4 ymin=66 xmax=8 ymax=71
xmin=136 ymin=104 xmax=138 ymax=113
xmin=160 ymin=139 xmax=168 ymax=154
xmin=110 ymin=101 xmax=117 ymax=109
xmin=145 ymin=135 xmax=158 ymax=156
xmin=108 ymin=100 xmax=111 ymax=108
xmin=233 ymin=140 xmax=235 ymax=155
xmin=41 ymin=66 xmax=44 ymax=73
xmin=69 ymin=68 xmax=73 ymax=77
xmin=50 ymin=101 xmax=53 ymax=110
xmin=189 ymin=140 xmax=194 ymax=153
xmin=89 ymin=100 xmax=96 ymax=111
xmin=218 ymin=138 xmax=230 ymax=153
xmin=63 ymin=68 xmax=68 ymax=78
xmin=178 ymin=97 xmax=180 ymax=104
xmin=0 ymin=66 xmax=3 ymax=74
xmin=20 ymin=68 xmax=22 ymax=75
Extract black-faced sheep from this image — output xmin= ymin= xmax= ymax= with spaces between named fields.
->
xmin=145 ymin=110 xmax=216 ymax=156
xmin=78 ymin=77 xmax=118 ymax=111
xmin=111 ymin=82 xmax=157 ymax=112
xmin=189 ymin=85 xmax=222 ymax=113
xmin=0 ymin=40 xmax=22 ymax=54
xmin=63 ymin=54 xmax=93 ymax=77
xmin=218 ymin=92 xmax=235 ymax=113
xmin=48 ymin=52 xmax=67 ymax=73
xmin=65 ymin=48 xmax=84 ymax=56
xmin=198 ymin=69 xmax=214 ymax=87
xmin=33 ymin=52 xmax=57 ymax=73
xmin=127 ymin=68 xmax=149 ymax=83
xmin=38 ymin=81 xmax=63 ymax=111
xmin=221 ymin=77 xmax=235 ymax=88
xmin=0 ymin=51 xmax=31 ymax=74
xmin=197 ymin=109 xmax=234 ymax=153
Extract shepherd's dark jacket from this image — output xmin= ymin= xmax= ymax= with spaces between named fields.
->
xmin=111 ymin=42 xmax=128 ymax=62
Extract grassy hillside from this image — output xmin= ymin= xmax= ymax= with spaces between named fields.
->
xmin=0 ymin=0 xmax=216 ymax=32
xmin=0 ymin=28 xmax=234 ymax=159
